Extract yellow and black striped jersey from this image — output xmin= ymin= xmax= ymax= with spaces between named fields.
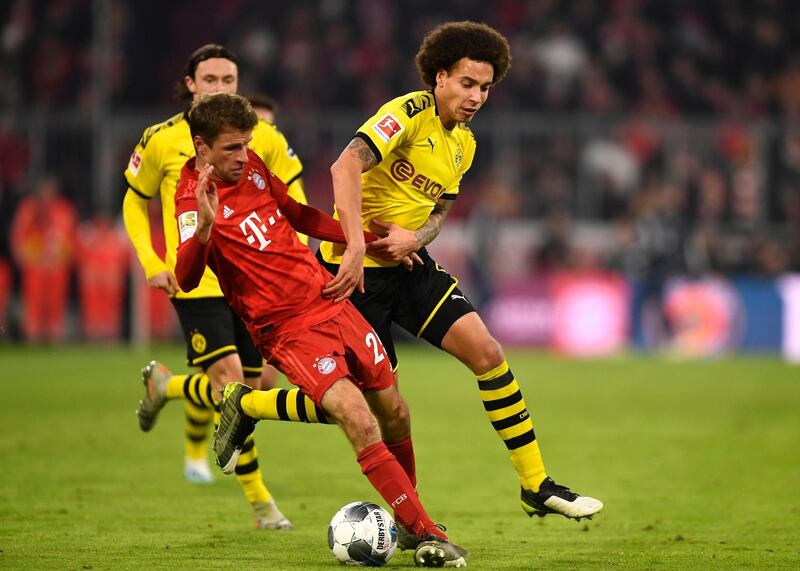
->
xmin=123 ymin=112 xmax=305 ymax=298
xmin=320 ymin=90 xmax=475 ymax=268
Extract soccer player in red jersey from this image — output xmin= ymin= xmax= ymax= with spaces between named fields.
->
xmin=174 ymin=93 xmax=468 ymax=568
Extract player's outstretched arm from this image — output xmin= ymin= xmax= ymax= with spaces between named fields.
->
xmin=324 ymin=137 xmax=377 ymax=302
xmin=273 ymin=182 xmax=378 ymax=244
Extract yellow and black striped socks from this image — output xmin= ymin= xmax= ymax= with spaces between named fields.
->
xmin=183 ymin=399 xmax=213 ymax=460
xmin=211 ymin=409 xmax=271 ymax=504
xmin=235 ymin=434 xmax=271 ymax=504
xmin=241 ymin=387 xmax=331 ymax=424
xmin=477 ymin=361 xmax=547 ymax=492
xmin=174 ymin=373 xmax=328 ymax=425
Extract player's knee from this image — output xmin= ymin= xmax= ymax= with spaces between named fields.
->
xmin=342 ymin=407 xmax=382 ymax=445
xmin=473 ymin=337 xmax=505 ymax=375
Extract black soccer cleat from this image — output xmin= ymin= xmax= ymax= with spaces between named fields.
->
xmin=398 ymin=523 xmax=448 ymax=551
xmin=521 ymin=477 xmax=603 ymax=521
xmin=213 ymin=382 xmax=257 ymax=474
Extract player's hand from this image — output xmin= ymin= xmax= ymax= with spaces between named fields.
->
xmin=322 ymin=246 xmax=365 ymax=303
xmin=196 ymin=163 xmax=219 ymax=235
xmin=366 ymin=220 xmax=422 ymax=263
xmin=147 ymin=271 xmax=179 ymax=295
xmin=399 ymin=253 xmax=424 ymax=271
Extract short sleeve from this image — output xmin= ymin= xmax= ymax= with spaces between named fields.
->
xmin=124 ymin=128 xmax=164 ymax=199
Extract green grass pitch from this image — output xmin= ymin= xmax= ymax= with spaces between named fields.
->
xmin=1 ymin=344 xmax=799 ymax=569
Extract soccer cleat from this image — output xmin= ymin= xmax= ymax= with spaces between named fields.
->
xmin=213 ymin=382 xmax=257 ymax=474
xmin=414 ymin=536 xmax=469 ymax=568
xmin=253 ymin=498 xmax=293 ymax=530
xmin=398 ymin=523 xmax=448 ymax=551
xmin=521 ymin=477 xmax=603 ymax=521
xmin=137 ymin=361 xmax=171 ymax=432
xmin=184 ymin=457 xmax=214 ymax=484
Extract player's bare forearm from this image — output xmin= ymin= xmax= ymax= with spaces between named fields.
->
xmin=331 ymin=138 xmax=376 ymax=252
xmin=324 ymin=137 xmax=379 ymax=301
xmin=414 ymin=199 xmax=453 ymax=247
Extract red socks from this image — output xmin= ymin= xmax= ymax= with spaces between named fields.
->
xmin=386 ymin=436 xmax=417 ymax=488
xmin=356 ymin=441 xmax=444 ymax=539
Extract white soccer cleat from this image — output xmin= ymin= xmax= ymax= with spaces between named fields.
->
xmin=137 ymin=361 xmax=171 ymax=432
xmin=253 ymin=498 xmax=293 ymax=530
xmin=521 ymin=477 xmax=603 ymax=521
xmin=184 ymin=457 xmax=214 ymax=484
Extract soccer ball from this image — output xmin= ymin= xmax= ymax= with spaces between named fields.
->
xmin=327 ymin=501 xmax=398 ymax=566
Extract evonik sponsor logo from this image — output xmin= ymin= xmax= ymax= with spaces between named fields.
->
xmin=389 ymin=159 xmax=444 ymax=199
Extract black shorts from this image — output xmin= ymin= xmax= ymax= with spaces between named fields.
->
xmin=317 ymin=248 xmax=476 ymax=368
xmin=170 ymin=297 xmax=262 ymax=378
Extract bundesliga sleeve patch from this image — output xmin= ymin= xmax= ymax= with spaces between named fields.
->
xmin=128 ymin=151 xmax=142 ymax=176
xmin=178 ymin=211 xmax=197 ymax=243
xmin=372 ymin=113 xmax=404 ymax=143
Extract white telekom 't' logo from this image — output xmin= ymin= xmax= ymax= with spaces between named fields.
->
xmin=239 ymin=212 xmax=271 ymax=250
xmin=239 ymin=210 xmax=283 ymax=251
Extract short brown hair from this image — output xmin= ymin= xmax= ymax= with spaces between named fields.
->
xmin=174 ymin=44 xmax=239 ymax=102
xmin=188 ymin=93 xmax=258 ymax=146
xmin=415 ymin=21 xmax=511 ymax=88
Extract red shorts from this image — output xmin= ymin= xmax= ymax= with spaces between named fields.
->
xmin=255 ymin=302 xmax=395 ymax=405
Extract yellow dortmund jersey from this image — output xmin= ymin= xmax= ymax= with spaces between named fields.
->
xmin=123 ymin=112 xmax=304 ymax=298
xmin=320 ymin=90 xmax=475 ymax=268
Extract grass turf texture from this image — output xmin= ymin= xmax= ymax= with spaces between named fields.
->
xmin=1 ymin=344 xmax=799 ymax=569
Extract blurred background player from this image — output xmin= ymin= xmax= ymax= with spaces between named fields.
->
xmin=10 ymin=176 xmax=77 ymax=343
xmin=320 ymin=21 xmax=603 ymax=535
xmin=122 ymin=44 xmax=306 ymax=528
xmin=246 ymin=93 xmax=279 ymax=124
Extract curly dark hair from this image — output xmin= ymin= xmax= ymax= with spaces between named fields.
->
xmin=188 ymin=93 xmax=257 ymax=146
xmin=416 ymin=21 xmax=511 ymax=88
xmin=174 ymin=44 xmax=239 ymax=102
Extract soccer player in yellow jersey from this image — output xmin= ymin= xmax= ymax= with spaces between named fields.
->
xmin=319 ymin=22 xmax=604 ymax=536
xmin=123 ymin=44 xmax=304 ymax=529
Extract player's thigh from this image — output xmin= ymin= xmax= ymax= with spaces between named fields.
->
xmin=439 ymin=311 xmax=504 ymax=375
xmin=394 ymin=250 xmax=477 ymax=350
xmin=262 ymin=319 xmax=354 ymax=407
xmin=231 ymin=308 xmax=263 ymax=381
xmin=336 ymin=303 xmax=395 ymax=394
xmin=171 ymin=297 xmax=242 ymax=373
xmin=317 ymin=254 xmax=400 ymax=368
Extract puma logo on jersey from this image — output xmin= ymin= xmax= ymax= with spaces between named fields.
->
xmin=427 ymin=137 xmax=436 ymax=152
xmin=451 ymin=293 xmax=468 ymax=302
xmin=223 ymin=205 xmax=235 ymax=219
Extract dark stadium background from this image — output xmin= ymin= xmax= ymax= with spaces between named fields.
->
xmin=2 ymin=0 xmax=800 ymax=358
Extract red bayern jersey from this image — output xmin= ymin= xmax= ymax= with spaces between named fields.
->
xmin=175 ymin=150 xmax=342 ymax=335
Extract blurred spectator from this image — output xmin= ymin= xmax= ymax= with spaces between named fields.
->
xmin=467 ymin=180 xmax=520 ymax=307
xmin=76 ymin=214 xmax=129 ymax=341
xmin=10 ymin=176 xmax=77 ymax=342
xmin=535 ymin=207 xmax=573 ymax=273
xmin=0 ymin=257 xmax=10 ymax=335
